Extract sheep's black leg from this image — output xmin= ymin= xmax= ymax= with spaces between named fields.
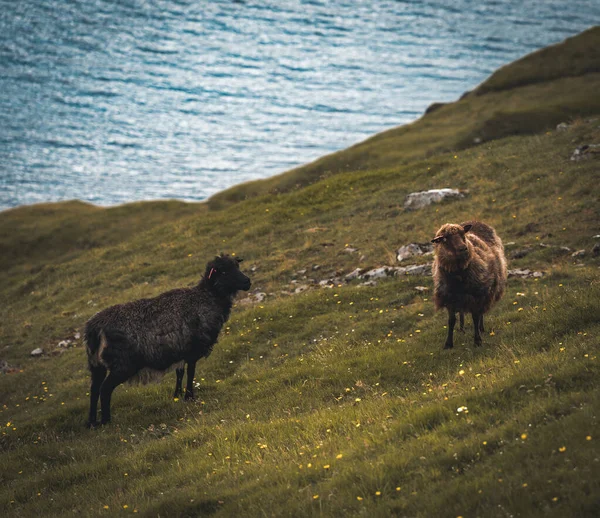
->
xmin=173 ymin=366 xmax=185 ymax=398
xmin=473 ymin=312 xmax=483 ymax=347
xmin=444 ymin=309 xmax=456 ymax=349
xmin=99 ymin=370 xmax=134 ymax=425
xmin=479 ymin=315 xmax=485 ymax=333
xmin=88 ymin=366 xmax=107 ymax=428
xmin=184 ymin=361 xmax=197 ymax=401
xmin=459 ymin=312 xmax=465 ymax=332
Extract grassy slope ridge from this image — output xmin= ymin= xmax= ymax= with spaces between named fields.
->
xmin=1 ymin=28 xmax=600 ymax=517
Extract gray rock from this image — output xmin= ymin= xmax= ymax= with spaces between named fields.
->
xmin=342 ymin=247 xmax=358 ymax=253
xmin=414 ymin=286 xmax=429 ymax=292
xmin=401 ymin=263 xmax=433 ymax=276
xmin=344 ymin=268 xmax=363 ymax=281
xmin=312 ymin=264 xmax=321 ymax=271
xmin=360 ymin=267 xmax=398 ymax=280
xmin=318 ymin=279 xmax=336 ymax=288
xmin=396 ymin=242 xmax=433 ymax=262
xmin=239 ymin=291 xmax=267 ymax=305
xmin=556 ymin=122 xmax=569 ymax=131
xmin=570 ymin=144 xmax=600 ymax=161
xmin=508 ymin=269 xmax=544 ymax=279
xmin=404 ymin=188 xmax=465 ymax=210
xmin=571 ymin=249 xmax=586 ymax=258
xmin=57 ymin=340 xmax=71 ymax=348
xmin=74 ymin=332 xmax=81 ymax=340
xmin=30 ymin=348 xmax=44 ymax=357
xmin=293 ymin=285 xmax=309 ymax=294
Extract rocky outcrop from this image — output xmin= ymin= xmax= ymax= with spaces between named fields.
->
xmin=404 ymin=188 xmax=465 ymax=210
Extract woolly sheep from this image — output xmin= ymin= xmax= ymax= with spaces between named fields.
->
xmin=431 ymin=221 xmax=507 ymax=349
xmin=85 ymin=254 xmax=251 ymax=426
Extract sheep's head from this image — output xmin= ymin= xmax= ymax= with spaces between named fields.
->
xmin=432 ymin=223 xmax=473 ymax=269
xmin=205 ymin=254 xmax=251 ymax=294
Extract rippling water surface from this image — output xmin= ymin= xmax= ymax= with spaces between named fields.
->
xmin=1 ymin=0 xmax=598 ymax=210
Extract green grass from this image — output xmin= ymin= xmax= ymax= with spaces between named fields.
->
xmin=1 ymin=28 xmax=600 ymax=517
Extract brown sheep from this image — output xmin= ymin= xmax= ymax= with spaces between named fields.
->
xmin=431 ymin=221 xmax=507 ymax=349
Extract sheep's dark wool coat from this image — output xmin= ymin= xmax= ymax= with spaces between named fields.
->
xmin=86 ymin=286 xmax=229 ymax=372
xmin=432 ymin=221 xmax=507 ymax=348
xmin=85 ymin=254 xmax=250 ymax=426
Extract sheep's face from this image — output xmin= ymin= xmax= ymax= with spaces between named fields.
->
xmin=205 ymin=255 xmax=251 ymax=293
xmin=431 ymin=223 xmax=472 ymax=259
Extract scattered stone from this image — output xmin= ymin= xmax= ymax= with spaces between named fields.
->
xmin=239 ymin=291 xmax=267 ymax=306
xmin=342 ymin=247 xmax=358 ymax=253
xmin=31 ymin=348 xmax=44 ymax=357
xmin=571 ymin=249 xmax=586 ymax=258
xmin=0 ymin=359 xmax=19 ymax=374
xmin=508 ymin=269 xmax=544 ymax=279
xmin=556 ymin=122 xmax=569 ymax=131
xmin=559 ymin=246 xmax=572 ymax=253
xmin=318 ymin=279 xmax=336 ymax=288
xmin=74 ymin=332 xmax=81 ymax=340
xmin=473 ymin=137 xmax=482 ymax=144
xmin=312 ymin=264 xmax=321 ymax=271
xmin=294 ymin=269 xmax=307 ymax=277
xmin=401 ymin=263 xmax=433 ymax=276
xmin=505 ymin=242 xmax=516 ymax=247
xmin=396 ymin=242 xmax=433 ymax=262
xmin=360 ymin=267 xmax=398 ymax=280
xmin=404 ymin=188 xmax=465 ymax=211
xmin=593 ymin=235 xmax=600 ymax=239
xmin=344 ymin=268 xmax=363 ymax=282
xmin=570 ymin=144 xmax=600 ymax=161
xmin=414 ymin=286 xmax=429 ymax=292
xmin=57 ymin=340 xmax=71 ymax=348
xmin=293 ymin=285 xmax=309 ymax=294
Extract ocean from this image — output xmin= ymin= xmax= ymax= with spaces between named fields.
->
xmin=1 ymin=0 xmax=598 ymax=210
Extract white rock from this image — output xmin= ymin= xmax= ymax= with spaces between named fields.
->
xmin=404 ymin=188 xmax=464 ymax=210
xmin=31 ymin=348 xmax=44 ymax=357
xmin=571 ymin=249 xmax=585 ymax=258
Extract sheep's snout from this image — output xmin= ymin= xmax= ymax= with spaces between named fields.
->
xmin=238 ymin=272 xmax=251 ymax=291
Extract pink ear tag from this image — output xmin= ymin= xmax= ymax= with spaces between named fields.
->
xmin=208 ymin=268 xmax=216 ymax=279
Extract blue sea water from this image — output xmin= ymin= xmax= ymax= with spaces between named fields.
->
xmin=1 ymin=1 xmax=598 ymax=211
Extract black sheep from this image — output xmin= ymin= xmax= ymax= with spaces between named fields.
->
xmin=85 ymin=254 xmax=251 ymax=427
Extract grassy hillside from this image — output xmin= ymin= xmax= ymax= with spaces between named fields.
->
xmin=1 ymin=29 xmax=600 ymax=517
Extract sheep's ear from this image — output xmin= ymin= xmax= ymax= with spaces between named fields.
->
xmin=235 ymin=257 xmax=243 ymax=263
xmin=431 ymin=236 xmax=444 ymax=244
xmin=463 ymin=224 xmax=472 ymax=233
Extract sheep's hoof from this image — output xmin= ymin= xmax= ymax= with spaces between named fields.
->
xmin=443 ymin=343 xmax=454 ymax=350
xmin=474 ymin=340 xmax=483 ymax=347
xmin=458 ymin=327 xmax=465 ymax=333
xmin=87 ymin=420 xmax=99 ymax=429
xmin=184 ymin=393 xmax=195 ymax=401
